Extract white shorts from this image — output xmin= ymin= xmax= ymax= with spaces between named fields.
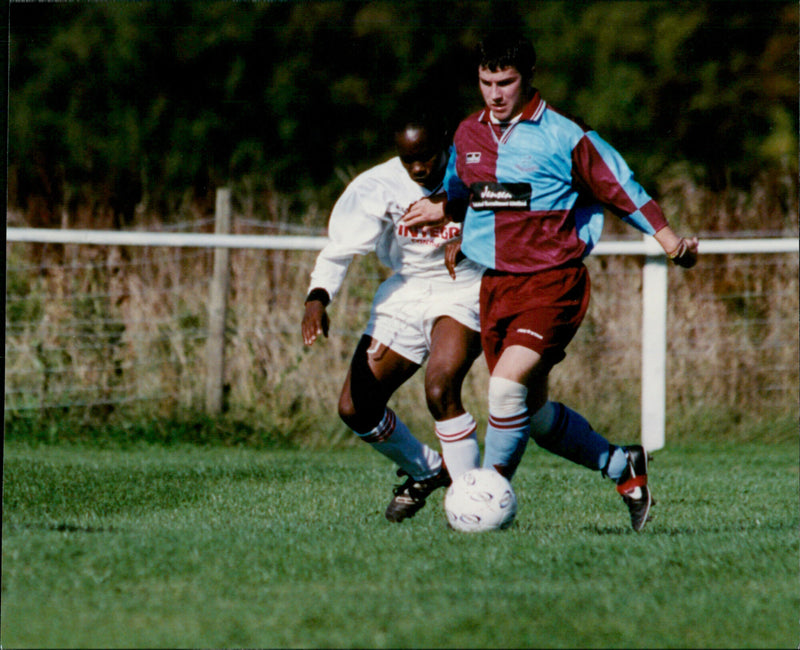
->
xmin=363 ymin=272 xmax=482 ymax=365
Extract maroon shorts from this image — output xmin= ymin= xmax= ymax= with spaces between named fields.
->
xmin=479 ymin=265 xmax=591 ymax=373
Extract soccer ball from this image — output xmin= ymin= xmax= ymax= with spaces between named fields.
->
xmin=444 ymin=468 xmax=517 ymax=532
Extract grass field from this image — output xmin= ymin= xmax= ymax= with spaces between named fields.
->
xmin=2 ymin=439 xmax=798 ymax=648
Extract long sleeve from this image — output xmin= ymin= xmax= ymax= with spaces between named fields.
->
xmin=307 ymin=175 xmax=393 ymax=301
xmin=571 ymin=131 xmax=668 ymax=235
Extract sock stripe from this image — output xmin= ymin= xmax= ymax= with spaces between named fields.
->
xmin=357 ymin=408 xmax=396 ymax=443
xmin=488 ymin=412 xmax=529 ymax=431
xmin=435 ymin=422 xmax=477 ymax=443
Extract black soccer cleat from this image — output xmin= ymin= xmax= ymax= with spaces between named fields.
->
xmin=615 ymin=445 xmax=653 ymax=532
xmin=385 ymin=465 xmax=452 ymax=523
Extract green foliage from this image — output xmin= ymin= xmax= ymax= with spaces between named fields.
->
xmin=9 ymin=1 xmax=797 ymax=221
xmin=532 ymin=1 xmax=798 ymax=187
xmin=2 ymin=441 xmax=797 ymax=647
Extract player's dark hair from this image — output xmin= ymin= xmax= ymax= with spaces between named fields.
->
xmin=390 ymin=92 xmax=451 ymax=148
xmin=476 ymin=32 xmax=536 ymax=83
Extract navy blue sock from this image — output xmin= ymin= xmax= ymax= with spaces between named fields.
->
xmin=531 ymin=402 xmax=612 ymax=472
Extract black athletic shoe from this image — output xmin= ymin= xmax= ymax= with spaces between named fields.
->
xmin=615 ymin=445 xmax=653 ymax=532
xmin=385 ymin=465 xmax=452 ymax=523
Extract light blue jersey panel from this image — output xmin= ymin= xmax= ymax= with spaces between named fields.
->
xmin=445 ymin=143 xmax=496 ymax=268
xmin=492 ymin=110 xmax=604 ymax=257
xmin=462 ymin=208 xmax=496 ymax=269
xmin=574 ymin=202 xmax=605 ymax=257
xmin=496 ymin=111 xmax=581 ymax=213
xmin=444 ymin=144 xmax=470 ymax=202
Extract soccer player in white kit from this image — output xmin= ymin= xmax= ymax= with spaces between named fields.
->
xmin=301 ymin=111 xmax=485 ymax=522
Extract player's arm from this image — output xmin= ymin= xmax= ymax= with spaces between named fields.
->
xmin=402 ymin=193 xmax=448 ymax=229
xmin=572 ymin=132 xmax=698 ymax=268
xmin=302 ymin=175 xmax=391 ymax=346
xmin=444 ymin=237 xmax=466 ymax=280
xmin=302 ymin=288 xmax=331 ymax=346
xmin=401 ymin=194 xmax=469 ymax=228
xmin=402 ymin=143 xmax=469 ymax=228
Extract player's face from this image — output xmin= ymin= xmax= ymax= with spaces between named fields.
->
xmin=396 ymin=126 xmax=446 ymax=190
xmin=478 ymin=65 xmax=527 ymax=122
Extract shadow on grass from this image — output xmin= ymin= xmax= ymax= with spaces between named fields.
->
xmin=4 ymin=522 xmax=117 ymax=534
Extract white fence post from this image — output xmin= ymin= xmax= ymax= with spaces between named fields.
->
xmin=640 ymin=235 xmax=667 ymax=451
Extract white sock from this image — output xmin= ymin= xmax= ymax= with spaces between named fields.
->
xmin=435 ymin=412 xmax=480 ymax=479
xmin=356 ymin=408 xmax=442 ymax=480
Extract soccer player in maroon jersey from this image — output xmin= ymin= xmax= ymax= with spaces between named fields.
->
xmin=403 ymin=33 xmax=698 ymax=531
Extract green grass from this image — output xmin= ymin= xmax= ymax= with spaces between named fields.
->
xmin=2 ymin=439 xmax=798 ymax=648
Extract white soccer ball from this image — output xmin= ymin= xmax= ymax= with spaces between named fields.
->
xmin=444 ymin=468 xmax=517 ymax=532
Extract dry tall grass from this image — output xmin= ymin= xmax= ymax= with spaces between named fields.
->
xmin=5 ymin=173 xmax=798 ymax=445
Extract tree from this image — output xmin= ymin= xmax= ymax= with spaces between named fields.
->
xmin=8 ymin=1 xmax=797 ymax=224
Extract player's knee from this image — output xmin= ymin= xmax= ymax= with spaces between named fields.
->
xmin=338 ymin=392 xmax=385 ymax=434
xmin=424 ymin=376 xmax=457 ymax=420
xmin=424 ymin=382 xmax=447 ymax=418
xmin=488 ymin=376 xmax=528 ymax=416
xmin=337 ymin=393 xmax=365 ymax=430
xmin=337 ymin=393 xmax=357 ymax=426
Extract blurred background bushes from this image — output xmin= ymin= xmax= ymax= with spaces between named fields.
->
xmin=8 ymin=0 xmax=798 ymax=226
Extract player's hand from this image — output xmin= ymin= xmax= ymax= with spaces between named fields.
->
xmin=667 ymin=236 xmax=699 ymax=269
xmin=401 ymin=195 xmax=448 ymax=233
xmin=445 ymin=238 xmax=465 ymax=280
xmin=302 ymin=300 xmax=329 ymax=345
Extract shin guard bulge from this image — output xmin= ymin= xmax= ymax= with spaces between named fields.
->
xmin=482 ymin=377 xmax=530 ymax=479
xmin=356 ymin=408 xmax=442 ymax=480
xmin=435 ymin=412 xmax=480 ymax=479
xmin=530 ymin=402 xmax=614 ymax=472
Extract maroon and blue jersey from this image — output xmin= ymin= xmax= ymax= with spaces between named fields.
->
xmin=445 ymin=91 xmax=668 ymax=273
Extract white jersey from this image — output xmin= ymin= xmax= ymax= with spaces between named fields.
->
xmin=308 ymin=156 xmax=485 ymax=300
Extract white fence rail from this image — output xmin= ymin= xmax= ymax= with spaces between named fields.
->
xmin=7 ymin=226 xmax=799 ymax=254
xmin=6 ymin=226 xmax=798 ymax=451
xmin=6 ymin=227 xmax=328 ymax=251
